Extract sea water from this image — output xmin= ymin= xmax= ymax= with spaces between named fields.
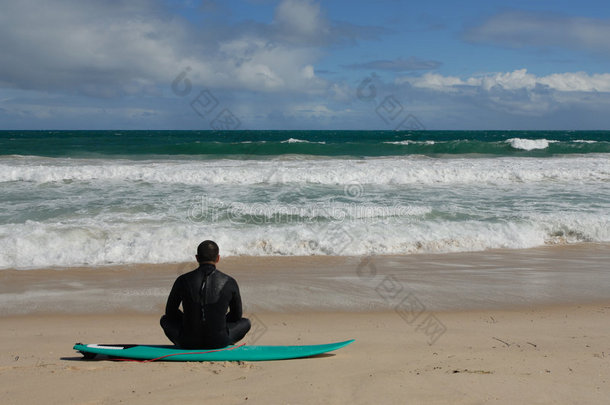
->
xmin=1 ymin=130 xmax=609 ymax=269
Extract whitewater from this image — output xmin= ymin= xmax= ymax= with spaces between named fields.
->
xmin=1 ymin=151 xmax=609 ymax=269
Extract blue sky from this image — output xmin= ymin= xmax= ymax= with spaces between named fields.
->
xmin=2 ymin=0 xmax=610 ymax=130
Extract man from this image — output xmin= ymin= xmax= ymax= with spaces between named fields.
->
xmin=160 ymin=240 xmax=251 ymax=349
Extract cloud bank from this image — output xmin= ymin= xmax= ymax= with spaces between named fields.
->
xmin=2 ymin=1 xmax=610 ymax=129
xmin=390 ymin=69 xmax=610 ymax=126
xmin=398 ymin=69 xmax=610 ymax=93
xmin=0 ymin=0 xmax=382 ymax=97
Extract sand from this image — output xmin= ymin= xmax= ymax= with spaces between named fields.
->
xmin=1 ymin=245 xmax=610 ymax=404
xmin=2 ymin=307 xmax=610 ymax=404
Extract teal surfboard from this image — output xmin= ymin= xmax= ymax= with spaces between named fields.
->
xmin=73 ymin=339 xmax=354 ymax=362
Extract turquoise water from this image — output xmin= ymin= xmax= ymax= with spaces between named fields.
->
xmin=1 ymin=130 xmax=609 ymax=158
xmin=0 ymin=130 xmax=609 ymax=269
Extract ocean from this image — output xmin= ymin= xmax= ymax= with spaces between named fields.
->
xmin=1 ymin=130 xmax=609 ymax=269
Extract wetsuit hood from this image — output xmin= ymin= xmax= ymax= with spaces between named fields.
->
xmin=198 ymin=264 xmax=230 ymax=307
xmin=197 ymin=263 xmax=217 ymax=276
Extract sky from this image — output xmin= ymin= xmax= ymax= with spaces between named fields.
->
xmin=2 ymin=0 xmax=610 ymax=130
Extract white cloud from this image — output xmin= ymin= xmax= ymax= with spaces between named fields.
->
xmin=0 ymin=0 xmax=377 ymax=97
xmin=0 ymin=0 xmax=198 ymax=95
xmin=214 ymin=37 xmax=326 ymax=92
xmin=398 ymin=69 xmax=610 ymax=93
xmin=397 ymin=73 xmax=463 ymax=91
xmin=390 ymin=69 xmax=610 ymax=122
xmin=539 ymin=72 xmax=610 ymax=92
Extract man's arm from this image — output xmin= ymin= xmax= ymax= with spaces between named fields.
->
xmin=165 ymin=278 xmax=183 ymax=319
xmin=226 ymin=279 xmax=243 ymax=323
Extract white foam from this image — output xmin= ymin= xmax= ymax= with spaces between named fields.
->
xmin=1 ymin=155 xmax=609 ymax=186
xmin=506 ymin=138 xmax=556 ymax=151
xmin=1 ymin=209 xmax=608 ymax=269
xmin=2 ymin=155 xmax=609 ymax=269
xmin=384 ymin=140 xmax=435 ymax=145
xmin=280 ymin=138 xmax=325 ymax=144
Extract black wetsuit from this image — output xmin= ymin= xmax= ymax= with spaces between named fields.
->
xmin=160 ymin=263 xmax=251 ymax=349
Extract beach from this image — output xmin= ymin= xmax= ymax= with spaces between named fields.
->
xmin=1 ymin=130 xmax=609 ymax=403
xmin=3 ymin=0 xmax=610 ymax=397
xmin=2 ymin=245 xmax=610 ymax=404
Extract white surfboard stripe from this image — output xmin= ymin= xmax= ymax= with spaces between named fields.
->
xmin=86 ymin=344 xmax=124 ymax=350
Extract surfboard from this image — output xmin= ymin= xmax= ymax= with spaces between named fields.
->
xmin=73 ymin=339 xmax=354 ymax=361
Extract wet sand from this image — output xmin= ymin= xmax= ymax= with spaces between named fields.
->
xmin=2 ymin=243 xmax=610 ymax=315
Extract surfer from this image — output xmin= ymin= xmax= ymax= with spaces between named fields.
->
xmin=160 ymin=240 xmax=251 ymax=349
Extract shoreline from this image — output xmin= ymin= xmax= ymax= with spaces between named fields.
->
xmin=3 ymin=241 xmax=608 ymax=272
xmin=1 ymin=243 xmax=609 ymax=315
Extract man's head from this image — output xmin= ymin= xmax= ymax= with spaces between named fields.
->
xmin=196 ymin=240 xmax=220 ymax=264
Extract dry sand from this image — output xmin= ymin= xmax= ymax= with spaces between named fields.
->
xmin=1 ymin=245 xmax=610 ymax=404
xmin=2 ymin=306 xmax=610 ymax=404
